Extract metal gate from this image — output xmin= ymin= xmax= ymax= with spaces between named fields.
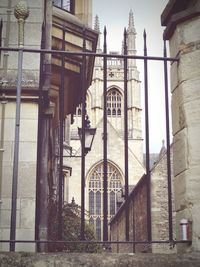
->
xmin=0 ymin=25 xmax=191 ymax=252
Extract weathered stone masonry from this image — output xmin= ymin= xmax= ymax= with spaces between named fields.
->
xmin=161 ymin=0 xmax=200 ymax=252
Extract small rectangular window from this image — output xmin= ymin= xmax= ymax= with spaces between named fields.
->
xmin=53 ymin=0 xmax=75 ymax=13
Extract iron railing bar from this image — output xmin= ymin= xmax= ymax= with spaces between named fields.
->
xmin=80 ymin=29 xmax=87 ymax=240
xmin=164 ymin=40 xmax=173 ymax=242
xmin=0 ymin=47 xmax=179 ymax=61
xmin=123 ymin=28 xmax=129 ymax=241
xmin=58 ymin=30 xmax=65 ymax=241
xmin=0 ymin=36 xmax=178 ymax=252
xmin=103 ymin=26 xmax=108 ymax=242
xmin=35 ymin=23 xmax=46 ymax=250
xmin=10 ymin=48 xmax=23 ymax=252
xmin=143 ymin=30 xmax=152 ymax=243
xmin=0 ymin=239 xmax=192 ymax=244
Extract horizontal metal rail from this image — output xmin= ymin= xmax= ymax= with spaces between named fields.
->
xmin=0 ymin=46 xmax=179 ymax=62
xmin=0 ymin=239 xmax=192 ymax=245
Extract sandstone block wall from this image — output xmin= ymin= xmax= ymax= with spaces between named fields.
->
xmin=110 ymin=175 xmax=150 ymax=253
xmin=0 ymin=102 xmax=38 ymax=251
xmin=169 ymin=16 xmax=200 ymax=251
xmin=0 ymin=0 xmax=43 ymax=251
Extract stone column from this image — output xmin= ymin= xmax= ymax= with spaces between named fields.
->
xmin=161 ymin=0 xmax=200 ymax=252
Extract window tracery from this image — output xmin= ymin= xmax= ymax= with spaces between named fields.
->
xmin=106 ymin=89 xmax=122 ymax=117
xmin=88 ymin=162 xmax=122 ymax=240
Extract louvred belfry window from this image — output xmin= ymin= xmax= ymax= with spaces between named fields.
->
xmin=107 ymin=89 xmax=122 ymax=117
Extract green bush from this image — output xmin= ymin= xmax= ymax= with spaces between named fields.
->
xmin=48 ymin=200 xmax=101 ymax=252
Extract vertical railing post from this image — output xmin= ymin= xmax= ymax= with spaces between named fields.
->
xmin=164 ymin=40 xmax=173 ymax=242
xmin=143 ymin=30 xmax=152 ymax=242
xmin=103 ymin=26 xmax=108 ymax=242
xmin=10 ymin=49 xmax=23 ymax=251
xmin=58 ymin=31 xmax=65 ymax=241
xmin=35 ymin=23 xmax=45 ymax=249
xmin=80 ymin=29 xmax=87 ymax=240
xmin=123 ymin=28 xmax=129 ymax=241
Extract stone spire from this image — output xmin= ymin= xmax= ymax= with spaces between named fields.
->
xmin=94 ymin=15 xmax=101 ymax=52
xmin=94 ymin=15 xmax=100 ymax=33
xmin=127 ymin=9 xmax=136 ymax=66
xmin=128 ymin=9 xmax=136 ymax=34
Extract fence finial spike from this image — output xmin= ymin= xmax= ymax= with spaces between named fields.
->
xmin=103 ymin=26 xmax=107 ymax=53
xmin=143 ymin=29 xmax=147 ymax=38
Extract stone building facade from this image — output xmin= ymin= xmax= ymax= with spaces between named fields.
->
xmin=0 ymin=0 xmax=97 ymax=252
xmin=67 ymin=11 xmax=145 ymax=240
xmin=0 ymin=0 xmax=43 ymax=252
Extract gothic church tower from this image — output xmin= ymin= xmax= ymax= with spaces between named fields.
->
xmin=67 ymin=11 xmax=144 ymax=240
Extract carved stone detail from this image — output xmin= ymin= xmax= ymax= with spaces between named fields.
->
xmin=14 ymin=1 xmax=29 ymax=47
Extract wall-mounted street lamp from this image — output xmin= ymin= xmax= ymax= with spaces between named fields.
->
xmin=78 ymin=115 xmax=96 ymax=155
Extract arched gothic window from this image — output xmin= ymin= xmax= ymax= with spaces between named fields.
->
xmin=106 ymin=89 xmax=122 ymax=117
xmin=88 ymin=162 xmax=123 ymax=240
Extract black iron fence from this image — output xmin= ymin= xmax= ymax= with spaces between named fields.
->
xmin=0 ymin=28 xmax=191 ymax=252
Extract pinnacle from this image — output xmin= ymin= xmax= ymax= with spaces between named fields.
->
xmin=128 ymin=9 xmax=136 ymax=34
xmin=94 ymin=15 xmax=100 ymax=32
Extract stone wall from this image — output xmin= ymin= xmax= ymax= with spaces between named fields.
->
xmin=171 ymin=18 xmax=200 ymax=251
xmin=0 ymin=102 xmax=38 ymax=252
xmin=110 ymin=175 xmax=150 ymax=253
xmin=0 ymin=0 xmax=43 ymax=252
xmin=151 ymin=149 xmax=176 ymax=253
xmin=161 ymin=1 xmax=200 ymax=252
xmin=1 ymin=252 xmax=200 ymax=267
xmin=110 ymin=148 xmax=178 ymax=254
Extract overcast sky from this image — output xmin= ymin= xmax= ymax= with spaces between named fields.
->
xmin=93 ymin=0 xmax=170 ymax=153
